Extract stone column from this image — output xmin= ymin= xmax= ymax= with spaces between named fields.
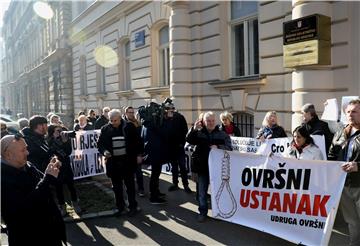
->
xmin=168 ymin=1 xmax=192 ymax=120
xmin=291 ymin=0 xmax=333 ymax=129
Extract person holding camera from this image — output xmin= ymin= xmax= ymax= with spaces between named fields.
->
xmin=47 ymin=124 xmax=81 ymax=216
xmin=97 ymin=109 xmax=143 ymax=216
xmin=1 ymin=134 xmax=66 ymax=246
xmin=23 ymin=115 xmax=53 ymax=173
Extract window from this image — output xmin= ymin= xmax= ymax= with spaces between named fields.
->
xmin=231 ymin=1 xmax=259 ymax=77
xmin=79 ymin=56 xmax=87 ymax=95
xmin=97 ymin=65 xmax=106 ymax=93
xmin=159 ymin=26 xmax=169 ymax=86
xmin=233 ymin=112 xmax=254 ymax=137
xmin=124 ymin=40 xmax=131 ymax=90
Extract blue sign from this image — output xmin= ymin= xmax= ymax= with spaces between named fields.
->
xmin=134 ymin=30 xmax=145 ymax=48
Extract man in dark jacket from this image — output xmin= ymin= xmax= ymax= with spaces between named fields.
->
xmin=1 ymin=135 xmax=66 ymax=246
xmin=301 ymin=103 xmax=333 ymax=155
xmin=95 ymin=107 xmax=110 ymax=129
xmin=328 ymin=99 xmax=360 ymax=246
xmin=97 ymin=109 xmax=143 ymax=216
xmin=166 ymin=103 xmax=191 ymax=193
xmin=186 ymin=111 xmax=232 ymax=222
xmin=23 ymin=115 xmax=52 ymax=172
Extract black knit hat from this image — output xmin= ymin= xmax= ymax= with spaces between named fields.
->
xmin=29 ymin=115 xmax=48 ymax=130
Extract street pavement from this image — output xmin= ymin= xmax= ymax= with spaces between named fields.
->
xmin=1 ymin=171 xmax=350 ymax=246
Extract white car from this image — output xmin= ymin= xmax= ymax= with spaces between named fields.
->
xmin=0 ymin=114 xmax=20 ymax=132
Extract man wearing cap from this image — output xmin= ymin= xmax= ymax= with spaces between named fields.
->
xmin=165 ymin=102 xmax=192 ymax=193
xmin=301 ymin=103 xmax=333 ymax=155
xmin=1 ymin=135 xmax=66 ymax=245
xmin=23 ymin=115 xmax=52 ymax=172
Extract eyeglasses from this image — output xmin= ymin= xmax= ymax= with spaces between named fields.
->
xmin=2 ymin=133 xmax=24 ymax=153
xmin=127 ymin=111 xmax=135 ymax=114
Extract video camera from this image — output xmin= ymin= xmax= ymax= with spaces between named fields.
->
xmin=60 ymin=130 xmax=76 ymax=138
xmin=138 ymin=98 xmax=173 ymax=128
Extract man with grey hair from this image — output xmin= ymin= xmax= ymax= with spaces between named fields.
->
xmin=301 ymin=103 xmax=333 ymax=155
xmin=97 ymin=109 xmax=143 ymax=217
xmin=186 ymin=111 xmax=232 ymax=222
xmin=95 ymin=106 xmax=110 ymax=129
xmin=328 ymin=99 xmax=360 ymax=246
xmin=1 ymin=134 xmax=66 ymax=245
xmin=17 ymin=118 xmax=29 ymax=130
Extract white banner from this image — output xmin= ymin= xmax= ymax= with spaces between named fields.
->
xmin=209 ymin=149 xmax=346 ymax=245
xmin=70 ymin=130 xmax=106 ymax=180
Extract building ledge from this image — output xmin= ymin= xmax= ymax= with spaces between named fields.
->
xmin=115 ymin=90 xmax=134 ymax=98
xmin=145 ymin=86 xmax=170 ymax=96
xmin=79 ymin=94 xmax=89 ymax=100
xmin=94 ymin=93 xmax=107 ymax=100
xmin=43 ymin=48 xmax=70 ymax=63
xmin=209 ymin=75 xmax=267 ymax=90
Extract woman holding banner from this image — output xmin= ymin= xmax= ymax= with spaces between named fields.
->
xmin=257 ymin=111 xmax=287 ymax=141
xmin=285 ymin=125 xmax=324 ymax=160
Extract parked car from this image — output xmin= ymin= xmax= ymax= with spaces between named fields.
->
xmin=0 ymin=114 xmax=20 ymax=132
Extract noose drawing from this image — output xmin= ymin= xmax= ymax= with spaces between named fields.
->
xmin=215 ymin=151 xmax=237 ymax=218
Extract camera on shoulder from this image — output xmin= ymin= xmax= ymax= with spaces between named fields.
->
xmin=60 ymin=130 xmax=76 ymax=138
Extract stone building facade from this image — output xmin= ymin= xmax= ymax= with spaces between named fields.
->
xmin=1 ymin=1 xmax=74 ymax=126
xmin=70 ymin=1 xmax=360 ymax=136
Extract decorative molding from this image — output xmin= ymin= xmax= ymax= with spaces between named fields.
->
xmin=209 ymin=76 xmax=267 ymax=90
xmin=145 ymin=86 xmax=170 ymax=96
xmin=115 ymin=90 xmax=135 ymax=98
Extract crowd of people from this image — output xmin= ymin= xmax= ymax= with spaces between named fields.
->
xmin=1 ymin=99 xmax=359 ymax=246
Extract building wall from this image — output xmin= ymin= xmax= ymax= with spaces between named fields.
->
xmin=1 ymin=1 xmax=74 ymax=126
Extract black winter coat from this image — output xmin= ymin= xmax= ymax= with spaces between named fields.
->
xmin=168 ymin=112 xmax=188 ymax=160
xmin=97 ymin=120 xmax=143 ymax=177
xmin=1 ymin=161 xmax=66 ymax=246
xmin=95 ymin=115 xmax=109 ymax=130
xmin=23 ymin=129 xmax=52 ymax=172
xmin=302 ymin=116 xmax=334 ymax=154
xmin=256 ymin=124 xmax=287 ymax=139
xmin=186 ymin=125 xmax=232 ymax=175
xmin=328 ymin=125 xmax=360 ymax=187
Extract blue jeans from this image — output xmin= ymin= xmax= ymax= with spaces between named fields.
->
xmin=197 ymin=174 xmax=209 ymax=216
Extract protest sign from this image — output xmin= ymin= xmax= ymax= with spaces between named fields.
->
xmin=321 ymin=98 xmax=338 ymax=121
xmin=209 ymin=149 xmax=346 ymax=245
xmin=70 ymin=130 xmax=106 ymax=179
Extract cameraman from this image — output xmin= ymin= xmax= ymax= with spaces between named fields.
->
xmin=141 ymin=100 xmax=175 ymax=204
xmin=47 ymin=124 xmax=80 ymax=216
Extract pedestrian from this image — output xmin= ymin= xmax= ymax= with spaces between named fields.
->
xmin=49 ymin=114 xmax=62 ymax=125
xmin=1 ymin=134 xmax=66 ymax=245
xmin=17 ymin=118 xmax=29 ymax=130
xmin=219 ymin=111 xmax=241 ymax=137
xmin=74 ymin=115 xmax=94 ymax=131
xmin=23 ymin=115 xmax=52 ymax=172
xmin=186 ymin=111 xmax=232 ymax=222
xmin=97 ymin=109 xmax=143 ymax=216
xmin=256 ymin=111 xmax=287 ymax=141
xmin=87 ymin=109 xmax=97 ymax=125
xmin=1 ymin=121 xmax=9 ymax=138
xmin=328 ymin=99 xmax=360 ymax=246
xmin=47 ymin=124 xmax=81 ymax=216
xmin=141 ymin=101 xmax=175 ymax=204
xmin=165 ymin=101 xmax=192 ymax=193
xmin=285 ymin=125 xmax=324 ymax=160
xmin=124 ymin=106 xmax=145 ymax=197
xmin=95 ymin=107 xmax=110 ymax=129
xmin=301 ymin=103 xmax=333 ymax=154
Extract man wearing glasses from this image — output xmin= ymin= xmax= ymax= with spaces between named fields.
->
xmin=1 ymin=134 xmax=66 ymax=245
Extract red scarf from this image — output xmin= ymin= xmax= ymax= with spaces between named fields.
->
xmin=225 ymin=124 xmax=234 ymax=135
xmin=292 ymin=143 xmax=309 ymax=154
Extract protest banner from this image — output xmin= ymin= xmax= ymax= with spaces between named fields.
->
xmin=209 ymin=149 xmax=346 ymax=245
xmin=70 ymin=130 xmax=106 ymax=179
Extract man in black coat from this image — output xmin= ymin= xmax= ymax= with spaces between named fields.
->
xmin=97 ymin=109 xmax=143 ymax=216
xmin=301 ymin=103 xmax=333 ymax=155
xmin=1 ymin=134 xmax=66 ymax=246
xmin=95 ymin=107 xmax=110 ymax=129
xmin=23 ymin=115 xmax=52 ymax=172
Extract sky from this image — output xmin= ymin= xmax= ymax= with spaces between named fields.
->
xmin=0 ymin=0 xmax=11 ymax=28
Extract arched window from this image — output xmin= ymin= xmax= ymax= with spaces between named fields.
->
xmin=159 ymin=26 xmax=169 ymax=86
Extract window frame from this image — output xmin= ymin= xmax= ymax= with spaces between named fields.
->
xmin=232 ymin=112 xmax=254 ymax=138
xmin=158 ymin=25 xmax=170 ymax=86
xmin=230 ymin=3 xmax=259 ymax=78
